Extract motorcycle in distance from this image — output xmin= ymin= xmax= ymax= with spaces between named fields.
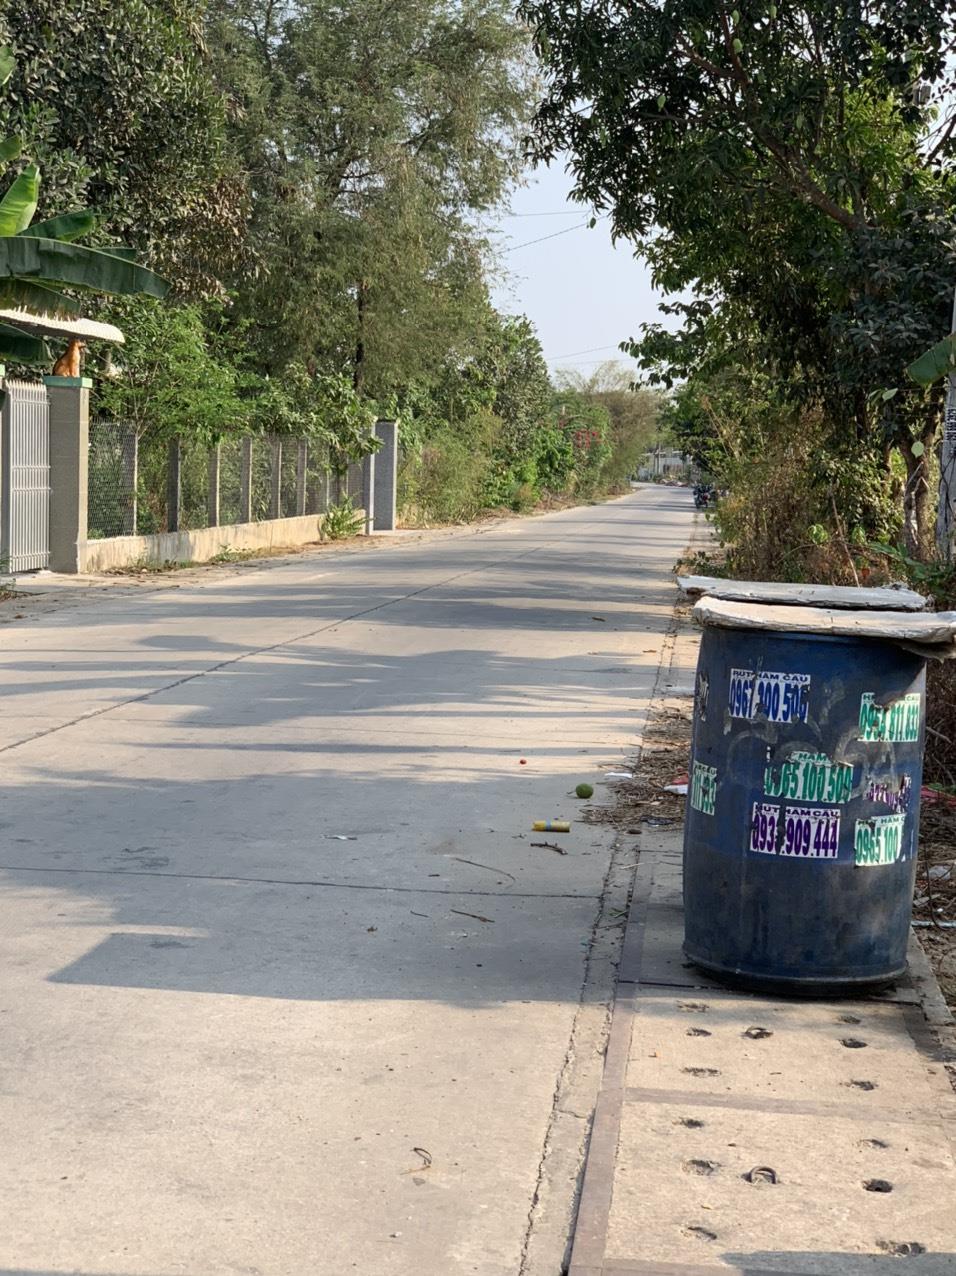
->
xmin=693 ymin=483 xmax=717 ymax=509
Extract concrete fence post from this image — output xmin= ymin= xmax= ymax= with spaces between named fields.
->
xmin=121 ymin=428 xmax=138 ymax=536
xmin=296 ymin=440 xmax=308 ymax=516
xmin=361 ymin=444 xmax=376 ymax=534
xmin=240 ymin=437 xmax=253 ymax=523
xmin=44 ymin=375 xmax=89 ymax=574
xmin=372 ymin=418 xmax=398 ymax=532
xmin=270 ymin=437 xmax=282 ymax=520
xmin=207 ymin=445 xmax=221 ymax=528
xmin=166 ymin=438 xmax=181 ymax=533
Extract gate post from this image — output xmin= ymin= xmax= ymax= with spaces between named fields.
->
xmin=44 ymin=375 xmax=89 ymax=574
xmin=372 ymin=419 xmax=398 ymax=531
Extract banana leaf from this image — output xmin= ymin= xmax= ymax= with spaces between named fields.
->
xmin=906 ymin=333 xmax=956 ymax=387
xmin=0 ymin=137 xmax=21 ymax=165
xmin=23 ymin=210 xmax=97 ymax=243
xmin=0 ymin=236 xmax=168 ymax=299
xmin=0 ymin=48 xmax=15 ymax=90
xmin=0 ymin=163 xmax=39 ymax=236
xmin=0 ymin=279 xmax=81 ymax=316
xmin=0 ymin=321 xmax=50 ymax=364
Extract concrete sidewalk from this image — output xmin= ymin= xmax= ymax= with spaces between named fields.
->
xmin=568 ymin=624 xmax=956 ymax=1276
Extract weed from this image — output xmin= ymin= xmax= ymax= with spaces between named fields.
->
xmin=322 ymin=496 xmax=363 ymax=540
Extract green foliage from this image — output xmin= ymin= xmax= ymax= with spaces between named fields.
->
xmin=210 ymin=0 xmax=532 ymax=390
xmin=524 ymin=0 xmax=956 ymax=559
xmin=94 ymin=301 xmax=245 ymax=444
xmin=0 ymin=0 xmax=246 ymax=297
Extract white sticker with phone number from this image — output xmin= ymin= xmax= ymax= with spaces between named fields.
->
xmin=729 ymin=669 xmax=811 ymax=724
xmin=749 ymin=802 xmax=779 ymax=854
xmin=780 ymin=805 xmax=840 ymax=859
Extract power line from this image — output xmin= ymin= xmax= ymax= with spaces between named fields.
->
xmin=504 ymin=221 xmax=591 ymax=253
xmin=502 ymin=211 xmax=585 ymax=218
xmin=552 ymin=343 xmax=621 ymax=360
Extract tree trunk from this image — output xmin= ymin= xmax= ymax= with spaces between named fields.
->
xmin=353 ymin=279 xmax=368 ymax=394
xmin=903 ymin=418 xmax=939 ymax=559
xmin=935 ymin=286 xmax=956 ymax=560
xmin=937 ymin=374 xmax=956 ymax=560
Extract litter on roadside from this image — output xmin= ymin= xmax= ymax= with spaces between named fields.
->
xmin=531 ymin=841 xmax=567 ymax=855
xmin=662 ymin=773 xmax=689 ymax=795
xmin=533 ymin=819 xmax=571 ymax=832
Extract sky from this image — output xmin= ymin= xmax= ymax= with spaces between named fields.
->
xmin=488 ymin=159 xmax=673 ymax=381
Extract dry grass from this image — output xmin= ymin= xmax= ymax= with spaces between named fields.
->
xmin=584 ymin=703 xmax=692 ymax=831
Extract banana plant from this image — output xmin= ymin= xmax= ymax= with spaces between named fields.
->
xmin=0 ymin=46 xmax=167 ymax=364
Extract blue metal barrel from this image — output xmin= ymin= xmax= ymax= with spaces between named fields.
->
xmin=683 ymin=623 xmax=926 ymax=992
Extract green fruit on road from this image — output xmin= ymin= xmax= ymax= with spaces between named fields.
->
xmin=575 ymin=783 xmax=594 ymax=799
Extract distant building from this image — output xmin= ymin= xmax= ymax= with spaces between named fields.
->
xmin=638 ymin=446 xmax=690 ymax=480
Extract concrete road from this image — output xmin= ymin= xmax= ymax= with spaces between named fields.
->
xmin=0 ymin=487 xmax=694 ymax=1276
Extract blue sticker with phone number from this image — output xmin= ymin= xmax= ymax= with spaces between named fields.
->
xmin=730 ymin=668 xmax=810 ymax=724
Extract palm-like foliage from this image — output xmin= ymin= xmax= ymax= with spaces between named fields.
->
xmin=0 ymin=46 xmax=167 ymax=364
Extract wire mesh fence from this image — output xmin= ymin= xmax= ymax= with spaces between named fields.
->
xmin=88 ymin=430 xmax=369 ymax=540
xmin=88 ymin=419 xmax=138 ymax=539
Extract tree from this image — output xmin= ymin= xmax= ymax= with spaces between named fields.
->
xmin=0 ymin=0 xmax=246 ymax=297
xmin=208 ymin=0 xmax=533 ymax=389
xmin=522 ymin=0 xmax=956 ymax=555
xmin=555 ymin=361 xmax=661 ymax=487
xmin=0 ymin=46 xmax=167 ymax=363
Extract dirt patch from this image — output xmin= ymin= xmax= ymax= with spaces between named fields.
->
xmin=585 ymin=700 xmax=692 ymax=832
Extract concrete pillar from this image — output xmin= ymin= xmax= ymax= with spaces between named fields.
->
xmin=295 ymin=440 xmax=308 ymax=516
xmin=239 ymin=438 xmax=253 ymax=523
xmin=44 ymin=375 xmax=89 ymax=574
xmin=270 ymin=437 xmax=282 ymax=519
xmin=167 ymin=438 xmax=181 ymax=532
xmin=207 ymin=445 xmax=221 ymax=527
xmin=361 ymin=445 xmax=376 ymax=534
xmin=372 ymin=418 xmax=398 ymax=532
xmin=121 ymin=429 xmax=138 ymax=535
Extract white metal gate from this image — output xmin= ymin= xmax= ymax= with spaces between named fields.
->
xmin=2 ymin=380 xmax=51 ymax=572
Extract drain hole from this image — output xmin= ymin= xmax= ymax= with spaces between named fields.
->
xmin=686 ymin=1027 xmax=712 ymax=1037
xmin=677 ymin=1118 xmax=705 ymax=1129
xmin=846 ymin=1079 xmax=878 ymax=1091
xmin=683 ymin=1158 xmax=719 ymax=1176
xmin=876 ymin=1241 xmax=926 ymax=1256
xmin=841 ymin=1038 xmax=868 ymax=1049
xmin=683 ymin=1225 xmax=717 ymax=1242
xmin=865 ymin=1179 xmax=893 ymax=1193
xmin=744 ymin=1165 xmax=778 ymax=1185
xmin=859 ymin=1138 xmax=890 ymax=1150
xmin=682 ymin=1066 xmax=720 ymax=1077
xmin=743 ymin=1026 xmax=773 ymax=1039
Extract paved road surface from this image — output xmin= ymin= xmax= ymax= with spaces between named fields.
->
xmin=0 ymin=487 xmax=694 ymax=1276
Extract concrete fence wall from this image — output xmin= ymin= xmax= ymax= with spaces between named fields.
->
xmin=81 ymin=510 xmax=365 ymax=574
xmin=39 ymin=376 xmax=398 ymax=574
